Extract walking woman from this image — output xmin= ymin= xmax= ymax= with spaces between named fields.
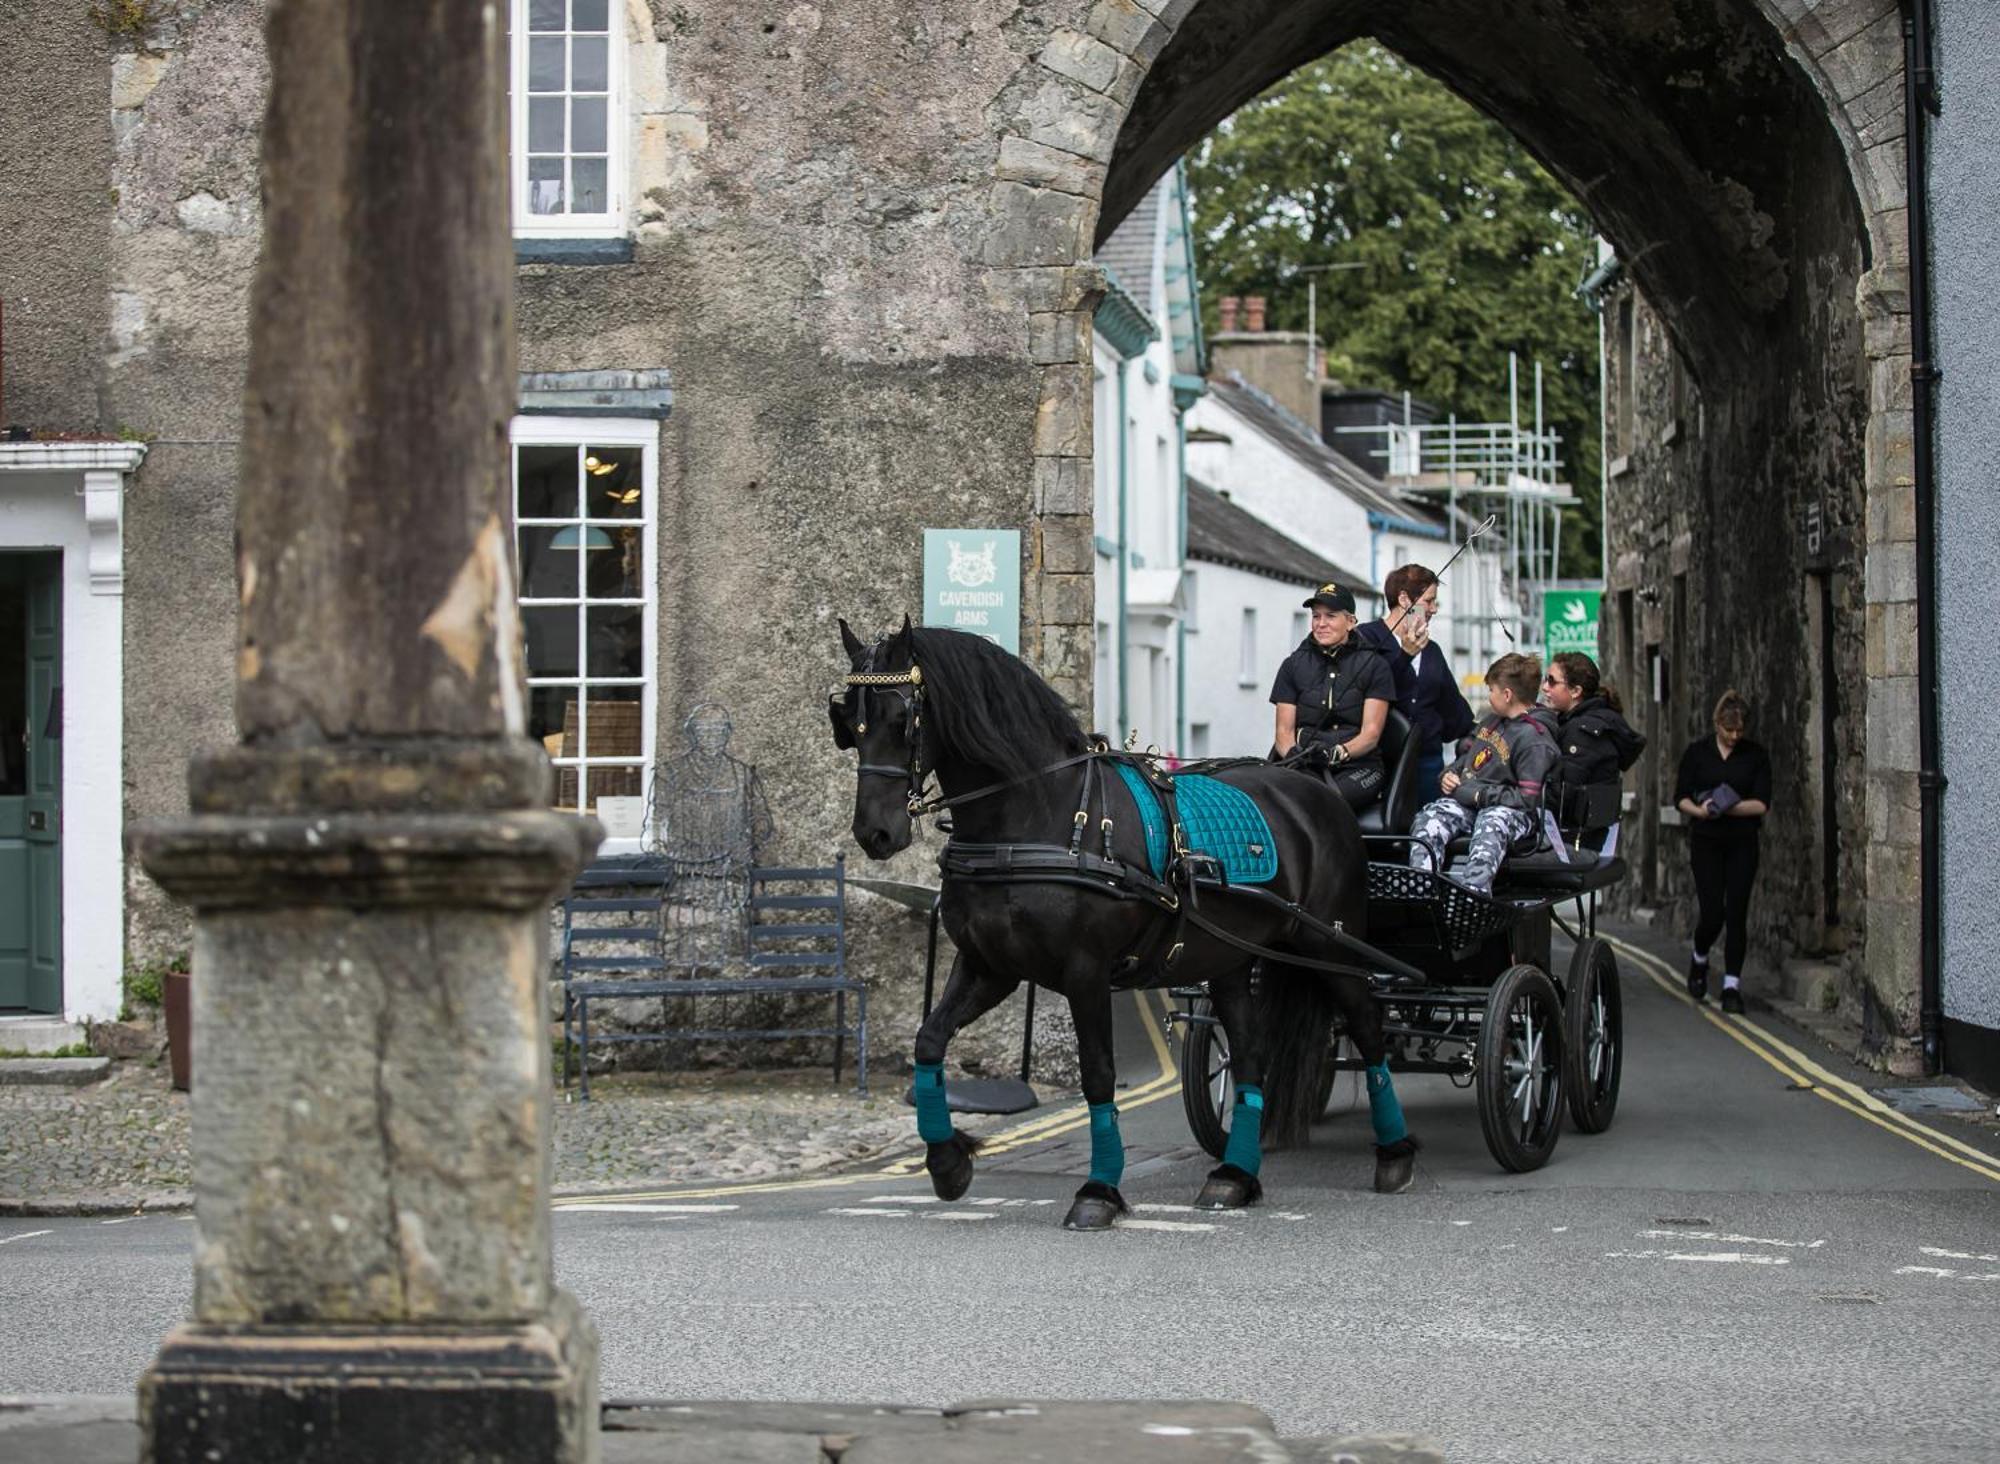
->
xmin=1674 ymin=690 xmax=1772 ymax=1013
xmin=1356 ymin=563 xmax=1475 ymax=800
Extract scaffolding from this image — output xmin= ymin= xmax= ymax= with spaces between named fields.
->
xmin=1331 ymin=353 xmax=1580 ymax=652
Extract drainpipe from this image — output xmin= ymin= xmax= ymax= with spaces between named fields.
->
xmin=1117 ymin=358 xmax=1130 ymax=742
xmin=1903 ymin=0 xmax=1945 ymax=1075
xmin=1175 ymin=404 xmax=1189 ymax=757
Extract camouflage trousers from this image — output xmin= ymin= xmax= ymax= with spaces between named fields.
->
xmin=1407 ymin=798 xmax=1536 ymax=895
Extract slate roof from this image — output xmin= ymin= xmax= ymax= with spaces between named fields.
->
xmin=1094 ymin=179 xmax=1162 ymax=314
xmin=1186 ymin=477 xmax=1372 ymax=592
xmin=1205 ymin=373 xmax=1448 ymax=534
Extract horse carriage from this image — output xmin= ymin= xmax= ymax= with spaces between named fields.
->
xmin=831 ymin=620 xmax=1627 ymax=1231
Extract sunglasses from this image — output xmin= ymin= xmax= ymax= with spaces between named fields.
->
xmin=1543 ymin=675 xmax=1568 ymax=688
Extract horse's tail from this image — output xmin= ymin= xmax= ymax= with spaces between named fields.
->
xmin=1254 ymin=962 xmax=1337 ymax=1148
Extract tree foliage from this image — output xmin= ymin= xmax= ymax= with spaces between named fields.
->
xmin=1189 ymin=42 xmax=1604 ymax=575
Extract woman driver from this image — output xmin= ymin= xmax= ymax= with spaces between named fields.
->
xmin=1270 ymin=582 xmax=1395 ymax=811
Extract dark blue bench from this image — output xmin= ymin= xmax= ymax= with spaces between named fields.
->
xmin=559 ymin=854 xmax=866 ymax=1099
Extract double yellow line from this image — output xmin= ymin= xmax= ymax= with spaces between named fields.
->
xmin=555 ymin=987 xmax=1188 ymax=1207
xmin=1608 ymin=936 xmax=2000 ymax=1185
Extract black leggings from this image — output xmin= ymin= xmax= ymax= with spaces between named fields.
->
xmin=1690 ymin=837 xmax=1760 ymax=974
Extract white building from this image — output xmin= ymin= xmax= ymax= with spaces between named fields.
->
xmin=1089 ymin=166 xmax=1205 ymax=754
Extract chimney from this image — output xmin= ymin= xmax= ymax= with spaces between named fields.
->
xmin=1208 ymin=288 xmax=1318 ymax=427
xmin=1217 ymin=296 xmax=1240 ymax=332
xmin=1243 ymin=295 xmax=1267 ymax=332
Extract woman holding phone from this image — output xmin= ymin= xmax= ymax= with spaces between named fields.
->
xmin=1673 ymin=689 xmax=1772 ymax=1013
xmin=1356 ymin=563 xmax=1475 ymax=801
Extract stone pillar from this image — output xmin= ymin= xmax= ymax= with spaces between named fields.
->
xmin=128 ymin=2 xmax=600 ymax=1461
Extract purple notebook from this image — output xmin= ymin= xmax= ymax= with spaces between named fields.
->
xmin=1703 ymin=784 xmax=1742 ymax=813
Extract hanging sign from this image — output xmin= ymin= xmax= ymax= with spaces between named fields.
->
xmin=923 ymin=529 xmax=1021 ymax=655
xmin=1543 ymin=588 xmax=1602 ymax=661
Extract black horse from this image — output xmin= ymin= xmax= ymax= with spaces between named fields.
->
xmin=829 ymin=620 xmax=1420 ymax=1230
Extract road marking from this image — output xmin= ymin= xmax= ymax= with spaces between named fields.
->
xmin=924 ymin=1211 xmax=995 ymax=1222
xmin=560 ymin=1203 xmax=738 ymax=1214
xmin=1119 ymin=1219 xmax=1216 ymax=1233
xmin=1610 ymin=938 xmax=2000 ymax=1186
xmin=1640 ymin=1229 xmax=1825 ymax=1250
xmin=862 ymin=1195 xmax=938 ymax=1204
xmin=826 ymin=1207 xmax=909 ymax=1217
xmin=99 ymin=1217 xmax=138 ymax=1226
xmin=1608 ymin=1249 xmax=1790 ymax=1265
xmin=1920 ymin=1245 xmax=2000 ymax=1262
xmin=0 ymin=1230 xmax=52 ymax=1247
xmin=1896 ymin=1264 xmax=2000 ymax=1282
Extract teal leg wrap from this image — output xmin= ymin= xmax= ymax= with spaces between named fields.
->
xmin=1366 ymin=1062 xmax=1407 ymax=1146
xmin=913 ymin=1061 xmax=953 ymax=1144
xmin=1221 ymin=1084 xmax=1264 ymax=1176
xmin=1087 ymin=1102 xmax=1124 ymax=1187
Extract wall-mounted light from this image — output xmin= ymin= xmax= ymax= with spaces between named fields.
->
xmin=551 ymin=525 xmax=614 ymax=551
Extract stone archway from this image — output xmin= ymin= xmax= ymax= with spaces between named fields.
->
xmin=986 ymin=0 xmax=1911 ymax=1037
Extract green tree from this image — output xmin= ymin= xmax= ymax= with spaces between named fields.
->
xmin=1189 ymin=41 xmax=1604 ymax=576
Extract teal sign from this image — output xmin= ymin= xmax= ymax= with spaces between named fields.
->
xmin=923 ymin=529 xmax=1020 ymax=655
xmin=1544 ymin=588 xmax=1602 ymax=661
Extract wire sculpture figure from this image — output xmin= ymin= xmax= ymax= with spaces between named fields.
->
xmin=644 ymin=703 xmax=774 ymax=971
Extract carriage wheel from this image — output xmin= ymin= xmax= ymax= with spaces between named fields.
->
xmin=1563 ymin=937 xmax=1623 ymax=1134
xmin=1476 ymin=964 xmax=1566 ymax=1173
xmin=1179 ymin=1003 xmax=1233 ymax=1160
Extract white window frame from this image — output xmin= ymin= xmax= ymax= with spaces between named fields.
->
xmin=1238 ymin=607 xmax=1258 ymax=687
xmin=511 ymin=415 xmax=657 ymax=853
xmin=510 ymin=0 xmax=626 ymax=239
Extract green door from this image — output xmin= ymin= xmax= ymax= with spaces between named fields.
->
xmin=0 ymin=554 xmax=61 ymax=1013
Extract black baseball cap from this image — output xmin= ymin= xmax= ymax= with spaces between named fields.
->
xmin=1302 ymin=582 xmax=1356 ymax=614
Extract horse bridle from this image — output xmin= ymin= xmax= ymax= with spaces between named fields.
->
xmin=843 ymin=661 xmax=931 ymax=817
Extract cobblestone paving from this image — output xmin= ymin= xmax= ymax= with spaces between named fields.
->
xmin=0 ymin=1059 xmax=929 ymax=1211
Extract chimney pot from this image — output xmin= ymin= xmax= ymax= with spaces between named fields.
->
xmin=1244 ymin=296 xmax=1267 ymax=332
xmin=1218 ymin=296 xmax=1240 ymax=332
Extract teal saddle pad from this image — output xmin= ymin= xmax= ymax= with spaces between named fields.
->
xmin=1110 ymin=763 xmax=1279 ymax=885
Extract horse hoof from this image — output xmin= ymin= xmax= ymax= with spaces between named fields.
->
xmin=1062 ymin=1181 xmax=1128 ymax=1231
xmin=1374 ymin=1136 xmax=1421 ymax=1195
xmin=1195 ymin=1163 xmax=1263 ymax=1210
xmin=926 ymin=1129 xmax=982 ymax=1202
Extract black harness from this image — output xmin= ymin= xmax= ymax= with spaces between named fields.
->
xmin=842 ymin=658 xmax=1423 ymax=986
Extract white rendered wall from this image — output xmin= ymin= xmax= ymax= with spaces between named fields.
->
xmin=1182 ymin=560 xmax=1305 ymax=758
xmin=0 ymin=469 xmax=125 ymax=1022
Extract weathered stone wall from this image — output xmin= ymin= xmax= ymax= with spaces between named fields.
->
xmin=0 ymin=4 xmax=112 ymax=430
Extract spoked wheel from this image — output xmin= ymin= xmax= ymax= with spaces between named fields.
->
xmin=1179 ymin=1001 xmax=1233 ymax=1160
xmin=1564 ymin=937 xmax=1623 ymax=1134
xmin=1476 ymin=963 xmax=1566 ymax=1172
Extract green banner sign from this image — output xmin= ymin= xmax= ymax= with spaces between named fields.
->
xmin=1543 ymin=588 xmax=1601 ymax=661
xmin=923 ymin=529 xmax=1020 ymax=655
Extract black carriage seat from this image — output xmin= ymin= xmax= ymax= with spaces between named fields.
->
xmin=1455 ymin=780 xmax=1629 ymax=896
xmin=1353 ymin=706 xmax=1422 ymax=835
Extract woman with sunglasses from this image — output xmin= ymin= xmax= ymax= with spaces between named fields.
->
xmin=1540 ymin=651 xmax=1646 ymax=817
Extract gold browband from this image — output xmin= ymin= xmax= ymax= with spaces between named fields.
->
xmin=843 ymin=665 xmax=923 ymax=688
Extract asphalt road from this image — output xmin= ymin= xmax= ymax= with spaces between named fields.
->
xmin=4 ymin=930 xmax=1997 ymax=1464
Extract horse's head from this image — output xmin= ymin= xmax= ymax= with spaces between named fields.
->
xmin=829 ymin=616 xmax=924 ymax=860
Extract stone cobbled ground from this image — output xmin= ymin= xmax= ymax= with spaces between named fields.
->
xmin=0 ymin=1058 xmax=925 ymax=1212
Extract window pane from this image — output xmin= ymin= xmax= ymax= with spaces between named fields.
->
xmin=518 ymin=526 xmax=579 ymax=598
xmin=529 ymin=0 xmax=564 ymax=31
xmin=571 ymin=96 xmax=607 ymax=154
xmin=571 ymin=157 xmax=607 ymax=215
xmin=585 ymin=525 xmax=643 ymax=600
xmin=528 ymin=97 xmax=564 ymax=153
xmin=570 ymin=37 xmax=608 ymax=92
xmin=586 ymin=605 xmax=643 ymax=678
xmin=571 ymin=0 xmax=609 ymax=32
xmin=582 ymin=686 xmax=643 ymax=758
xmin=584 ymin=445 xmax=641 ymax=516
xmin=524 ymin=605 xmax=580 ymax=677
xmin=528 ymin=684 xmax=577 ymax=752
xmin=516 ymin=444 xmax=578 ymax=517
xmin=528 ymin=36 xmax=565 ymax=90
xmin=586 ymin=764 xmax=645 ymax=811
xmin=526 ymin=156 xmax=565 ymax=214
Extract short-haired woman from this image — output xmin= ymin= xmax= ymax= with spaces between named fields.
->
xmin=1355 ymin=562 xmax=1476 ymax=800
xmin=1271 ymin=581 xmax=1395 ymax=810
xmin=1673 ymin=690 xmax=1772 ymax=1013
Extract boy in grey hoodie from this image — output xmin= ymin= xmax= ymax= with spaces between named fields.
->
xmin=1407 ymin=653 xmax=1559 ymax=894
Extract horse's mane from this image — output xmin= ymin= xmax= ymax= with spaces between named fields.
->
xmin=907 ymin=627 xmax=1089 ymax=779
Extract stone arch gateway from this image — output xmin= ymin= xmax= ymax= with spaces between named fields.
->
xmin=974 ymin=0 xmax=1911 ymax=1038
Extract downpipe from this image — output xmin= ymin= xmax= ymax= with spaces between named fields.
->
xmin=1902 ymin=0 xmax=1945 ymax=1075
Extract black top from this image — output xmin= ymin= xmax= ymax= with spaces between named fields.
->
xmin=1674 ymin=735 xmax=1773 ymax=841
xmin=1354 ymin=618 xmax=1476 ymax=753
xmin=1270 ymin=635 xmax=1396 ymax=771
xmin=1553 ymin=696 xmax=1647 ymax=791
